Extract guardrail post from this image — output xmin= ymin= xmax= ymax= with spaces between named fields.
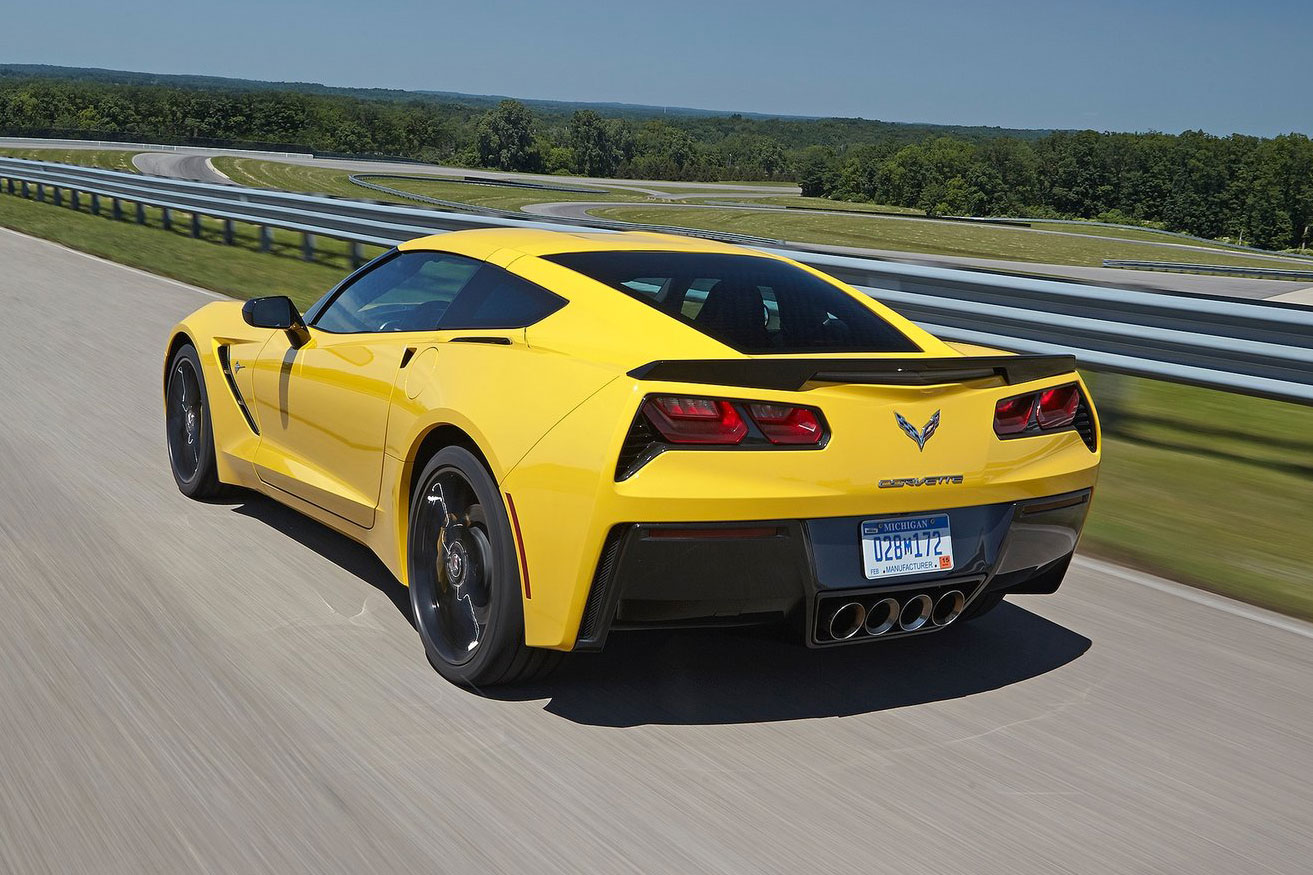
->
xmin=135 ymin=202 xmax=146 ymax=225
xmin=302 ymin=232 xmax=315 ymax=261
xmin=161 ymin=207 xmax=172 ymax=231
xmin=222 ymin=219 xmax=234 ymax=246
xmin=36 ymin=184 xmax=45 ymax=202
xmin=349 ymin=241 xmax=364 ymax=268
xmin=112 ymin=198 xmax=122 ymax=220
xmin=70 ymin=190 xmax=80 ymax=211
xmin=90 ymin=193 xmax=100 ymax=216
xmin=52 ymin=187 xmax=63 ymax=207
xmin=5 ymin=178 xmax=12 ymax=194
xmin=259 ymin=226 xmax=272 ymax=253
xmin=190 ymin=213 xmax=201 ymax=238
xmin=20 ymin=181 xmax=28 ymax=198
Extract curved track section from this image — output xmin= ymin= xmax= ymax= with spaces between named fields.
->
xmin=0 ymin=228 xmax=1311 ymax=873
xmin=132 ymin=151 xmax=232 ymax=184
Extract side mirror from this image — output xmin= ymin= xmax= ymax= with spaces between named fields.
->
xmin=242 ymin=296 xmax=308 ymax=344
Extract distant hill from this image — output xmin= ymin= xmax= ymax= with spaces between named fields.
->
xmin=0 ymin=63 xmax=1053 ymax=138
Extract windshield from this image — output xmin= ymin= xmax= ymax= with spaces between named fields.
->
xmin=544 ymin=251 xmax=920 ymax=355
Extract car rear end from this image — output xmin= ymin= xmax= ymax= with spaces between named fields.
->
xmin=497 ymin=240 xmax=1100 ymax=650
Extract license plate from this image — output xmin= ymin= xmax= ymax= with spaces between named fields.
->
xmin=861 ymin=514 xmax=955 ymax=580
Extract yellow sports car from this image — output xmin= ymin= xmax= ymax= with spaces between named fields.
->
xmin=164 ymin=229 xmax=1100 ymax=686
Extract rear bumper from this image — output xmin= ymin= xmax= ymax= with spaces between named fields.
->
xmin=573 ymin=488 xmax=1091 ymax=651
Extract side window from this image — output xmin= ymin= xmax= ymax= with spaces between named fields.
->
xmin=314 ymin=251 xmax=481 ymax=333
xmin=439 ymin=265 xmax=566 ymax=330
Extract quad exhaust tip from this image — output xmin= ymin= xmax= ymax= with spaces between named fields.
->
xmin=898 ymin=594 xmax=934 ymax=632
xmin=864 ymin=598 xmax=900 ymax=636
xmin=828 ymin=602 xmax=866 ymax=640
xmin=932 ymin=590 xmax=966 ymax=626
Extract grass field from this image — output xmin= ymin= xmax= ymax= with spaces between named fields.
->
xmin=0 ymin=148 xmax=142 ymax=172
xmin=590 ymin=205 xmax=1306 ymax=270
xmin=688 ymin=195 xmax=925 ymax=214
xmin=216 ymin=157 xmax=665 ymax=211
xmin=1080 ymin=373 xmax=1313 ymax=619
xmin=0 ymin=183 xmax=372 ymax=308
xmin=0 ymin=180 xmax=1309 ymax=619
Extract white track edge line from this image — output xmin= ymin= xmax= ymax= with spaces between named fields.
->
xmin=1073 ymin=555 xmax=1313 ymax=640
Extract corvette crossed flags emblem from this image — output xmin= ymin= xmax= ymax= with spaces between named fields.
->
xmin=894 ymin=410 xmax=941 ymax=451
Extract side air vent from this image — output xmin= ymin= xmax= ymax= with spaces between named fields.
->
xmin=576 ymin=527 xmax=626 ymax=649
xmin=217 ymin=345 xmax=260 ymax=435
xmin=1072 ymin=394 xmax=1097 ymax=452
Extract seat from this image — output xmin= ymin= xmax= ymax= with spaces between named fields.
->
xmin=694 ymin=280 xmax=768 ymax=348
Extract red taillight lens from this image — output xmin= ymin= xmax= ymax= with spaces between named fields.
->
xmin=643 ymin=395 xmax=747 ymax=444
xmin=746 ymin=403 xmax=824 ymax=445
xmin=1036 ymin=384 xmax=1080 ymax=429
xmin=993 ymin=393 xmax=1037 ymax=435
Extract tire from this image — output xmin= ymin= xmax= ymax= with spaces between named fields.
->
xmin=407 ymin=447 xmax=561 ymax=687
xmin=958 ymin=591 xmax=1005 ymax=623
xmin=164 ymin=344 xmax=224 ymax=500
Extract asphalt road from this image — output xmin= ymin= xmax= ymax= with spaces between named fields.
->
xmin=131 ymin=151 xmax=231 ymax=185
xmin=1 ymin=228 xmax=1311 ymax=874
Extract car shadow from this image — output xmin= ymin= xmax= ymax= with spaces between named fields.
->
xmin=228 ymin=493 xmax=413 ymax=624
xmin=225 ymin=493 xmax=1090 ymax=727
xmin=491 ymin=604 xmax=1090 ymax=726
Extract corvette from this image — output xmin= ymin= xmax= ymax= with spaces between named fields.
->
xmin=163 ymin=228 xmax=1100 ymax=686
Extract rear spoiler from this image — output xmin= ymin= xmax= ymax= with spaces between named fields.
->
xmin=627 ymin=355 xmax=1077 ymax=392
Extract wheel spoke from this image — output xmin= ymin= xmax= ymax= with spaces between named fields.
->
xmin=414 ymin=469 xmax=496 ymax=665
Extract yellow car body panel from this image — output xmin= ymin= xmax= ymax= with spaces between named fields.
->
xmin=166 ymin=228 xmax=1101 ymax=652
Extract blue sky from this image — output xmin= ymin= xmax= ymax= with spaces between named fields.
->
xmin=2 ymin=0 xmax=1308 ymax=135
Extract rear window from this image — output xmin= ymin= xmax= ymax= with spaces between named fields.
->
xmin=544 ymin=251 xmax=919 ymax=354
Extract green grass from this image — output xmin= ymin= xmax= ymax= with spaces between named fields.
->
xmin=0 ymin=184 xmax=379 ymax=309
xmin=590 ymin=205 xmax=1306 ymax=271
xmin=0 ymin=148 xmax=141 ymax=172
xmin=1081 ymin=373 xmax=1313 ymax=619
xmin=685 ymin=195 xmax=924 ymax=214
xmin=212 ymin=157 xmax=390 ymax=200
xmin=375 ymin=176 xmax=654 ymax=211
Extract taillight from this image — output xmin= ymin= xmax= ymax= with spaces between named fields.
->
xmin=994 ymin=382 xmax=1088 ymax=440
xmin=746 ymin=403 xmax=824 ymax=445
xmin=1036 ymin=384 xmax=1080 ymax=429
xmin=642 ymin=396 xmax=747 ymax=444
xmin=993 ymin=393 xmax=1036 ymax=435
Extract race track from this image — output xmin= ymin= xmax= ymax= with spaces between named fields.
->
xmin=0 ymin=228 xmax=1310 ymax=873
xmin=131 ymin=151 xmax=231 ymax=184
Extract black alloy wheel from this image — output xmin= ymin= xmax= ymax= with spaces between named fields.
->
xmin=165 ymin=345 xmax=223 ymax=499
xmin=407 ymin=447 xmax=560 ymax=687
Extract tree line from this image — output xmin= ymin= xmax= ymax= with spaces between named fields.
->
xmin=1 ymin=74 xmax=1309 ymax=250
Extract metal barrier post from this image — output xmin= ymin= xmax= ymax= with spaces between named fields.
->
xmin=161 ymin=207 xmax=172 ymax=231
xmin=135 ymin=202 xmax=146 ymax=225
xmin=111 ymin=198 xmax=122 ymax=220
xmin=350 ymin=241 xmax=364 ymax=268
xmin=90 ymin=193 xmax=100 ymax=215
xmin=36 ymin=184 xmax=45 ymax=202
xmin=70 ymin=190 xmax=79 ymax=211
xmin=222 ymin=219 xmax=234 ymax=245
xmin=302 ymin=232 xmax=315 ymax=261
xmin=190 ymin=213 xmax=201 ymax=238
xmin=259 ymin=226 xmax=272 ymax=253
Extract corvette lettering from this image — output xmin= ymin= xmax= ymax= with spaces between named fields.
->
xmin=878 ymin=475 xmax=965 ymax=488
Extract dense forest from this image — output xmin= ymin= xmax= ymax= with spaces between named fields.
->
xmin=1 ymin=70 xmax=1309 ymax=250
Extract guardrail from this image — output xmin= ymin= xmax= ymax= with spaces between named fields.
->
xmin=2 ymin=157 xmax=1311 ymax=405
xmin=1102 ymin=259 xmax=1313 ymax=281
